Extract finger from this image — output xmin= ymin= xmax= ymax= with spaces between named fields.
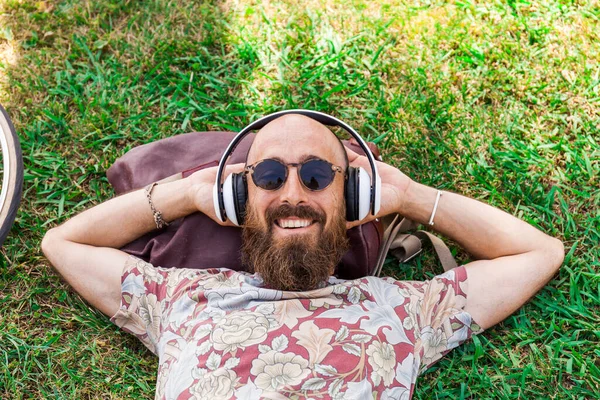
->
xmin=344 ymin=145 xmax=361 ymax=161
xmin=224 ymin=162 xmax=246 ymax=175
xmin=346 ymin=151 xmax=370 ymax=169
xmin=218 ymin=219 xmax=240 ymax=228
xmin=345 ymin=214 xmax=377 ymax=230
xmin=346 ymin=221 xmax=360 ymax=230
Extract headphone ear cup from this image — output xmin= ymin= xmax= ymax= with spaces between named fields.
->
xmin=345 ymin=167 xmax=359 ymax=221
xmin=356 ymin=167 xmax=372 ymax=221
xmin=222 ymin=173 xmax=247 ymax=226
xmin=233 ymin=173 xmax=248 ymax=225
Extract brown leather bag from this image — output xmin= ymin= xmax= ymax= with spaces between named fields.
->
xmin=107 ymin=131 xmax=384 ymax=279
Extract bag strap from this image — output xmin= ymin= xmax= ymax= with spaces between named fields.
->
xmin=372 ymin=214 xmax=458 ymax=276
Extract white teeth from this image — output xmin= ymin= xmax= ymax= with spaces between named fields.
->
xmin=279 ymin=219 xmax=312 ymax=228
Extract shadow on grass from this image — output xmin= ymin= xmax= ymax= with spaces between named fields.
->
xmin=0 ymin=0 xmax=263 ymax=397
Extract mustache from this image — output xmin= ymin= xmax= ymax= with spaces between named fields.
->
xmin=265 ymin=204 xmax=326 ymax=226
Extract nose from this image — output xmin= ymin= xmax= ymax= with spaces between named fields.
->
xmin=279 ymin=166 xmax=309 ymax=206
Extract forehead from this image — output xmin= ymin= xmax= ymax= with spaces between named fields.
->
xmin=247 ymin=114 xmax=343 ymax=164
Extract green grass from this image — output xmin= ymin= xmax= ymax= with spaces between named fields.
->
xmin=0 ymin=0 xmax=598 ymax=398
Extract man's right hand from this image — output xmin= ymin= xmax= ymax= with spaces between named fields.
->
xmin=187 ymin=163 xmax=245 ymax=227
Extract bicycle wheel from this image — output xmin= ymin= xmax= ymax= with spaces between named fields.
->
xmin=0 ymin=104 xmax=23 ymax=247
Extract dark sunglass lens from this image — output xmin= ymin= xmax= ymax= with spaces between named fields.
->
xmin=301 ymin=160 xmax=335 ymax=191
xmin=252 ymin=160 xmax=286 ymax=190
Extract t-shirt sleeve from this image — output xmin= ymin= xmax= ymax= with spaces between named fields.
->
xmin=109 ymin=255 xmax=189 ymax=354
xmin=399 ymin=266 xmax=483 ymax=373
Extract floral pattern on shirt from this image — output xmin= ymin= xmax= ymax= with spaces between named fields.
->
xmin=111 ymin=256 xmax=482 ymax=400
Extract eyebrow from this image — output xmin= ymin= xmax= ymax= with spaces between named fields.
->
xmin=269 ymin=154 xmax=322 ymax=164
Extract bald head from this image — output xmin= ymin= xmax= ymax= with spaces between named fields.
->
xmin=246 ymin=114 xmax=348 ymax=168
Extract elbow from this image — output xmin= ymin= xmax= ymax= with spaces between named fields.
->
xmin=546 ymin=237 xmax=565 ymax=272
xmin=41 ymin=228 xmax=63 ymax=261
xmin=41 ymin=229 xmax=52 ymax=258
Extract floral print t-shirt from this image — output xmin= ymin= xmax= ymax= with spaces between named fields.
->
xmin=111 ymin=256 xmax=482 ymax=400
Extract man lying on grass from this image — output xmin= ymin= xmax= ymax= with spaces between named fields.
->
xmin=42 ymin=113 xmax=564 ymax=399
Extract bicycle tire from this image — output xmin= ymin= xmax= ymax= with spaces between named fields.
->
xmin=0 ymin=104 xmax=23 ymax=248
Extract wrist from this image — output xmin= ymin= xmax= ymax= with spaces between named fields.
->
xmin=391 ymin=170 xmax=414 ymax=215
xmin=184 ymin=176 xmax=203 ymax=213
xmin=150 ymin=178 xmax=199 ymax=222
xmin=398 ymin=181 xmax=439 ymax=225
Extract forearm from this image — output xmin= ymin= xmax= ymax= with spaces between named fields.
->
xmin=49 ymin=178 xmax=197 ymax=248
xmin=400 ymin=181 xmax=560 ymax=259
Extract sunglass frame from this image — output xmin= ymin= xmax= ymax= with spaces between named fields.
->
xmin=244 ymin=158 xmax=345 ymax=191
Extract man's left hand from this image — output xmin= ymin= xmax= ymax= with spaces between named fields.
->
xmin=344 ymin=147 xmax=413 ymax=229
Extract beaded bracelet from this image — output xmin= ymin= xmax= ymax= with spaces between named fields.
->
xmin=144 ymin=182 xmax=169 ymax=229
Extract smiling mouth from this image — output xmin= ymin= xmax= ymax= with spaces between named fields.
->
xmin=275 ymin=218 xmax=316 ymax=229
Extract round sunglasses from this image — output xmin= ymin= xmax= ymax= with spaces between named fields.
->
xmin=244 ymin=158 xmax=345 ymax=191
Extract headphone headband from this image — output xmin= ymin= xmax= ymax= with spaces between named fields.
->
xmin=213 ymin=109 xmax=381 ymax=223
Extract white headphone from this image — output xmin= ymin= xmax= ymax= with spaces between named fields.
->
xmin=213 ymin=109 xmax=382 ymax=226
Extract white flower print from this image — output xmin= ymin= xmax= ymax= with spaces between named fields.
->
xmin=319 ymin=300 xmax=411 ymax=345
xmin=362 ymin=277 xmax=406 ymax=308
xmin=211 ymin=311 xmax=270 ymax=353
xmin=139 ymin=263 xmax=165 ymax=284
xmin=395 ymin=353 xmax=417 ymax=388
xmin=206 ymin=286 xmax=282 ymax=311
xmin=169 ymin=294 xmax=198 ymax=327
xmin=366 ymin=341 xmax=396 ymax=386
xmin=137 ymin=293 xmax=163 ymax=345
xmin=202 ymin=273 xmax=240 ymax=290
xmin=402 ymin=294 xmax=420 ymax=332
xmin=164 ymin=341 xmax=201 ymax=399
xmin=272 ymin=299 xmax=312 ymax=329
xmin=250 ymin=350 xmax=311 ymax=392
xmin=382 ymin=386 xmax=410 ymax=400
xmin=122 ymin=273 xmax=146 ymax=297
xmin=111 ymin=309 xmax=147 ymax=337
xmin=164 ymin=268 xmax=201 ymax=297
xmin=291 ymin=320 xmax=336 ymax=366
xmin=342 ymin=377 xmax=373 ymax=399
xmin=419 ymin=325 xmax=448 ymax=364
xmin=235 ymin=380 xmax=263 ymax=399
xmin=447 ymin=312 xmax=472 ymax=346
xmin=286 ymin=285 xmax=344 ymax=308
xmin=155 ymin=362 xmax=171 ymax=396
xmin=114 ymin=256 xmax=480 ymax=400
xmin=189 ymin=368 xmax=239 ymax=400
xmin=418 ymin=277 xmax=459 ymax=332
